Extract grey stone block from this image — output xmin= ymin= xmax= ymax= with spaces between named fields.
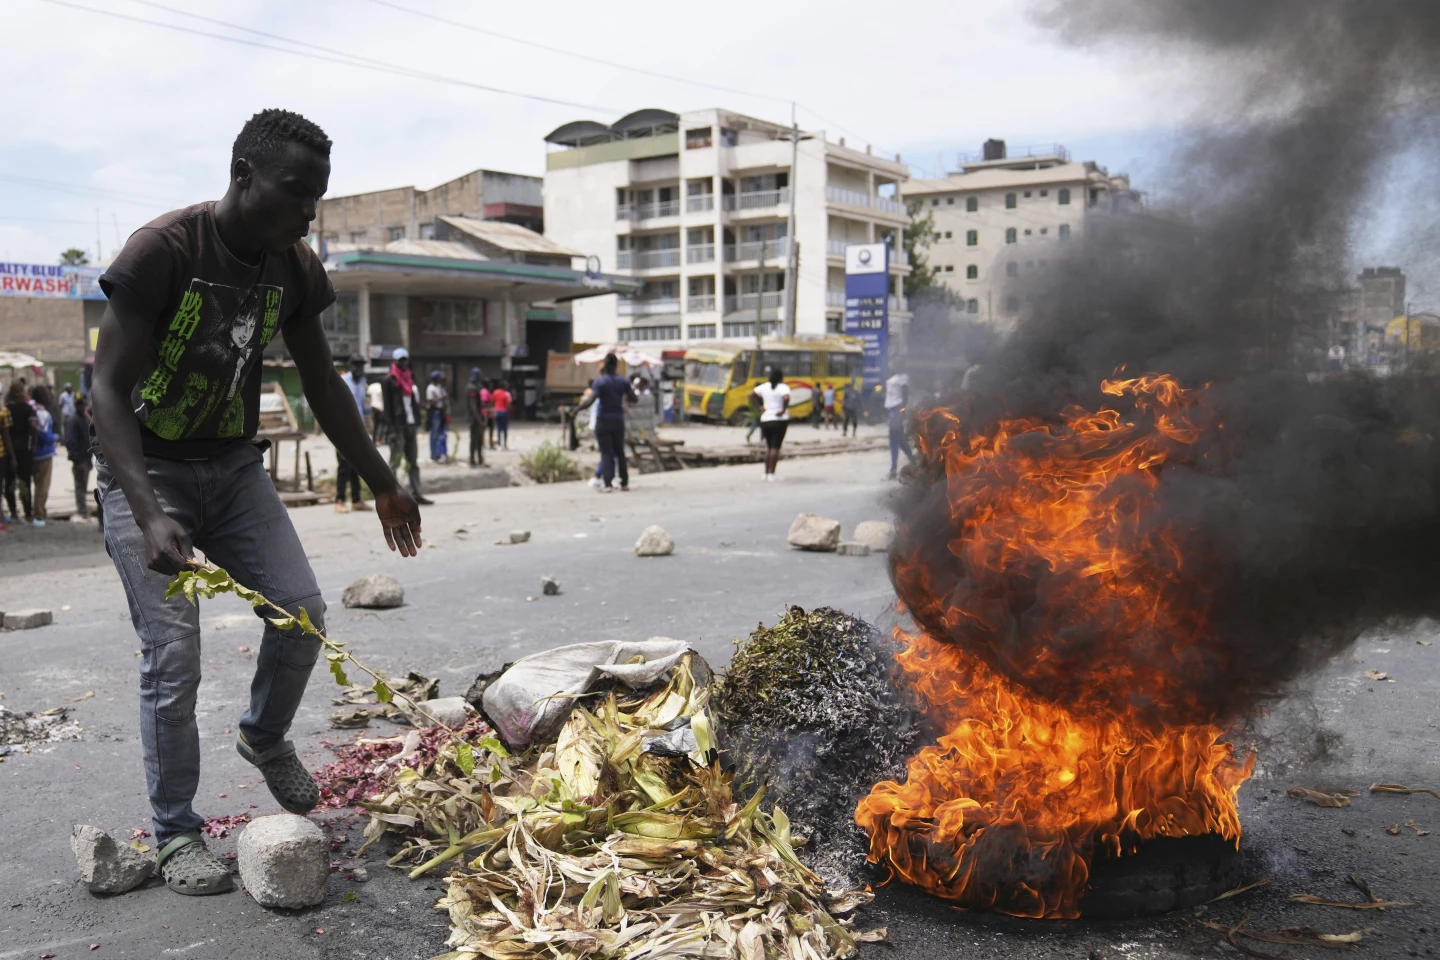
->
xmin=237 ymin=814 xmax=328 ymax=909
xmin=4 ymin=609 xmax=53 ymax=630
xmin=787 ymin=514 xmax=841 ymax=551
xmin=341 ymin=573 xmax=404 ymax=609
xmin=509 ymin=530 xmax=532 ymax=544
xmin=852 ymin=520 xmax=896 ymax=552
xmin=634 ymin=525 xmax=675 ymax=557
xmin=417 ymin=696 xmax=472 ymax=729
xmin=71 ymin=824 xmax=153 ymax=894
xmin=836 ymin=541 xmax=872 ymax=557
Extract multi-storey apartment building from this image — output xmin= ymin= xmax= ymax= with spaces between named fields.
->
xmin=542 ymin=108 xmax=911 ymax=347
xmin=901 ymin=140 xmax=1139 ymax=323
xmin=318 ymin=168 xmax=544 ymax=248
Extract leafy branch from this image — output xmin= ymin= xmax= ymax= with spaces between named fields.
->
xmin=167 ymin=561 xmax=464 ymax=753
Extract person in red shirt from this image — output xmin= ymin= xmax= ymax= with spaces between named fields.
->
xmin=490 ymin=381 xmax=513 ymax=450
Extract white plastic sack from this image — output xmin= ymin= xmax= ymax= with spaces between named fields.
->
xmin=481 ymin=639 xmax=704 ymax=748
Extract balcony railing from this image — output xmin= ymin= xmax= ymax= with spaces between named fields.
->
xmin=616 ymin=199 xmax=681 ymax=221
xmin=723 ymin=291 xmax=785 ymax=316
xmin=723 ymin=237 xmax=790 ymax=263
xmin=618 ymin=325 xmax=681 ymax=343
xmin=723 ymin=320 xmax=782 ymax=338
xmin=824 ymin=238 xmax=909 ymax=265
xmin=617 ymin=248 xmax=680 ymax=269
xmin=825 ymin=186 xmax=906 ymax=216
xmin=722 ymin=188 xmax=790 ymax=212
xmin=686 ymin=243 xmax=715 ymax=264
xmin=687 ymin=294 xmax=716 ymax=313
xmin=686 ymin=194 xmax=715 ymax=212
xmin=618 ymin=297 xmax=682 ymax=316
xmin=826 ymin=290 xmax=845 ymax=307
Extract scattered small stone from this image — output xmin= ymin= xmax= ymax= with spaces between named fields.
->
xmin=836 ymin=541 xmax=871 ymax=557
xmin=509 ymin=530 xmax=531 ymax=544
xmin=341 ymin=574 xmax=404 ymax=609
xmin=526 ymin=596 xmax=536 ymax=602
xmin=351 ymin=865 xmax=369 ymax=882
xmin=634 ymin=525 xmax=675 ymax=557
xmin=541 ymin=576 xmax=561 ymax=596
xmin=3 ymin=609 xmax=53 ymax=631
xmin=71 ymin=824 xmax=154 ymax=894
xmin=237 ymin=815 xmax=328 ymax=909
xmin=786 ymin=514 xmax=841 ymax=552
xmin=416 ymin=697 xmax=472 ymax=729
xmin=851 ymin=520 xmax=895 ymax=552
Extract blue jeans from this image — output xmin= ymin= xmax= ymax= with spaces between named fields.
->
xmin=494 ymin=410 xmax=510 ymax=447
xmin=98 ymin=442 xmax=325 ymax=843
xmin=427 ymin=408 xmax=447 ymax=460
xmin=889 ymin=407 xmax=914 ymax=474
xmin=595 ymin=416 xmax=628 ymax=488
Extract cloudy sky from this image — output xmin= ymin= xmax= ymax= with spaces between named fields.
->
xmin=0 ymin=0 xmax=1428 ymax=302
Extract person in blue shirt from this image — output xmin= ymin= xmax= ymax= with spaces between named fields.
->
xmin=335 ymin=357 xmax=373 ymax=513
xmin=30 ymin=384 xmax=58 ymax=526
xmin=576 ymin=353 xmax=636 ymax=492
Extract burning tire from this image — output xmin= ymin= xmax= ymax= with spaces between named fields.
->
xmin=1078 ymin=835 xmax=1241 ymax=918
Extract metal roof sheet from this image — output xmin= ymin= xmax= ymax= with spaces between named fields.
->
xmin=438 ymin=216 xmax=583 ymax=257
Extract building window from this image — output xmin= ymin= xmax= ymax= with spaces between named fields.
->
xmin=619 ymin=325 xmax=681 ymax=342
xmin=387 ymin=225 xmax=405 ymax=241
xmin=324 ymin=232 xmax=339 ymax=244
xmin=1058 ymin=188 xmax=1071 ymax=205
xmin=1090 ymin=188 xmax=1099 ymax=205
xmin=1006 ymin=262 xmax=1018 ymax=277
xmin=931 ymin=198 xmax=939 ymax=207
xmin=966 ymin=265 xmax=978 ymax=279
xmin=1004 ymin=295 xmax=1020 ymax=314
xmin=686 ymin=127 xmax=713 ymax=149
xmin=943 ymin=264 xmax=954 ymax=273
xmin=1024 ymin=229 xmax=1032 ymax=236
xmin=349 ymin=230 xmax=367 ymax=243
xmin=419 ymin=223 xmax=435 ymax=240
xmin=947 ymin=197 xmax=955 ymax=205
xmin=967 ymin=298 xmax=979 ymax=314
xmin=1005 ymin=193 xmax=1017 ymax=209
xmin=422 ymin=299 xmax=487 ymax=336
xmin=720 ymin=128 xmax=739 ymax=147
xmin=1059 ymin=224 xmax=1072 ymax=240
xmin=826 ymin=317 xmax=843 ymax=334
xmin=1040 ymin=190 xmax=1049 ymax=197
xmin=1040 ymin=227 xmax=1048 ymax=235
xmin=966 ymin=196 xmax=978 ymax=212
xmin=1005 ymin=228 xmax=1017 ymax=244
xmin=943 ymin=230 xmax=953 ymax=239
xmin=688 ymin=323 xmax=717 ymax=339
xmin=966 ymin=230 xmax=978 ymax=246
xmin=1023 ymin=191 xmax=1032 ymax=198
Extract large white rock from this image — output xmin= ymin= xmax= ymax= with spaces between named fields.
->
xmin=341 ymin=573 xmax=404 ymax=609
xmin=634 ymin=525 xmax=675 ymax=557
xmin=71 ymin=824 xmax=153 ymax=894
xmin=416 ymin=696 xmax=473 ymax=729
xmin=851 ymin=521 xmax=896 ymax=553
xmin=5 ymin=609 xmax=53 ymax=630
xmin=237 ymin=815 xmax=328 ymax=908
xmin=787 ymin=514 xmax=841 ymax=552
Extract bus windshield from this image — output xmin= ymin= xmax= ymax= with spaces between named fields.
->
xmin=684 ymin=359 xmax=731 ymax=388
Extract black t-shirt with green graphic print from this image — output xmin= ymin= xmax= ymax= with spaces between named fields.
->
xmin=99 ymin=201 xmax=334 ymax=460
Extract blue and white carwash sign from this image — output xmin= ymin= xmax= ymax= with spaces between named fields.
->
xmin=0 ymin=261 xmax=105 ymax=299
xmin=843 ymin=243 xmax=888 ymax=381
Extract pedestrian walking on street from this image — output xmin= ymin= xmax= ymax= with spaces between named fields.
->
xmin=4 ymin=381 xmax=36 ymax=523
xmin=65 ymin=393 xmax=93 ymax=519
xmin=481 ymin=380 xmax=496 ymax=448
xmin=0 ymin=399 xmax=16 ymax=527
xmin=335 ymin=357 xmax=374 ymax=513
xmin=383 ymin=348 xmax=433 ymax=505
xmin=821 ymin=383 xmax=837 ymax=430
xmin=577 ymin=353 xmax=635 ymax=492
xmin=29 ymin=384 xmax=57 ymax=526
xmin=466 ymin=368 xmax=487 ymax=467
xmin=840 ymin=377 xmax=862 ymax=436
xmin=426 ymin=370 xmax=449 ymax=462
xmin=491 ymin=380 xmax=513 ymax=450
xmin=88 ymin=109 xmax=423 ymax=897
xmin=366 ymin=377 xmax=386 ymax=445
xmin=885 ymin=370 xmax=914 ymax=480
xmin=59 ymin=381 xmax=76 ymax=421
xmin=751 ymin=365 xmax=791 ymax=482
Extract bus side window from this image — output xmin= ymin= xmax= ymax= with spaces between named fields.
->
xmin=731 ymin=353 xmax=751 ymax=387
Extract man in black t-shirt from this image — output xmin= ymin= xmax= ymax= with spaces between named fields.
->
xmin=91 ymin=109 xmax=423 ymax=897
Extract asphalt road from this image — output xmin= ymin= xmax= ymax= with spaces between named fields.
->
xmin=1 ymin=449 xmax=1436 ymax=960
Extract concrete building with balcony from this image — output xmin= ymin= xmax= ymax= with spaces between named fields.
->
xmin=900 ymin=140 xmax=1140 ymax=323
xmin=318 ymin=168 xmax=545 ymax=249
xmin=541 ymin=108 xmax=911 ymax=348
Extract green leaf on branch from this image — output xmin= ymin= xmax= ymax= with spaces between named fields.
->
xmin=329 ymin=657 xmax=350 ymax=687
xmin=268 ymin=616 xmax=297 ymax=631
xmin=478 ymin=735 xmax=510 ymax=759
xmin=455 ymin=742 xmax=475 ymax=777
xmin=165 ymin=573 xmax=192 ymax=601
xmin=373 ymin=679 xmax=394 ymax=703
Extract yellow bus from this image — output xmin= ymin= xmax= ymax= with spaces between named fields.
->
xmin=681 ymin=336 xmax=865 ymax=424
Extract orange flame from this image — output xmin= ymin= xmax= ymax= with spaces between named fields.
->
xmin=855 ymin=374 xmax=1254 ymax=918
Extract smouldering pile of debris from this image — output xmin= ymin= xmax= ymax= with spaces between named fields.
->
xmin=320 ymin=631 xmax=890 ymax=960
xmin=0 ymin=704 xmax=82 ymax=759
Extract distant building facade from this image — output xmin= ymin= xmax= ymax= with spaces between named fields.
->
xmin=900 ymin=140 xmax=1140 ymax=323
xmin=318 ymin=168 xmax=545 ymax=248
xmin=541 ymin=107 xmax=912 ymax=349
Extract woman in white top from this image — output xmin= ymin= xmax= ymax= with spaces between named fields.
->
xmin=749 ymin=365 xmax=791 ymax=481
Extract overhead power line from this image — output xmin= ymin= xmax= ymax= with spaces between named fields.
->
xmin=38 ymin=0 xmax=618 ymax=112
xmin=0 ymin=173 xmax=181 ymax=208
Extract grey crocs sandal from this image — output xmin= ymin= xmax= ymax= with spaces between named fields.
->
xmin=237 ymin=734 xmax=320 ymax=815
xmin=156 ymin=832 xmax=234 ymax=896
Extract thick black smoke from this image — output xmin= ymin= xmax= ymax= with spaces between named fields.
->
xmin=893 ymin=0 xmax=1440 ymax=730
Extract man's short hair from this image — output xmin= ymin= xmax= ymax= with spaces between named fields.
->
xmin=232 ymin=108 xmax=332 ymax=170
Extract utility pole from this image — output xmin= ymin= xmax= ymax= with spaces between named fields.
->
xmin=756 ymin=237 xmax=767 ymax=356
xmin=95 ymin=208 xmax=102 ymax=264
xmin=783 ymin=102 xmax=800 ymax=338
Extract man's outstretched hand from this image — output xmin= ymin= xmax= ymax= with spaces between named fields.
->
xmin=375 ymin=489 xmax=423 ymax=557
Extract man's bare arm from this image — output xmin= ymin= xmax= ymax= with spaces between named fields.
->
xmin=286 ymin=314 xmax=422 ymax=556
xmin=91 ymin=289 xmax=194 ymax=573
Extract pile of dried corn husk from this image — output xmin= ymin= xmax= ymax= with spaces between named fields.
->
xmin=357 ymin=653 xmax=881 ymax=960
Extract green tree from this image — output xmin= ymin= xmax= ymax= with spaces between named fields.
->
xmin=902 ymin=199 xmax=939 ymax=298
xmin=59 ymin=248 xmax=89 ymax=266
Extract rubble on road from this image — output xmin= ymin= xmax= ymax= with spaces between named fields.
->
xmin=71 ymin=825 xmax=153 ymax=894
xmin=851 ymin=520 xmax=895 ymax=552
xmin=836 ymin=541 xmax=871 ymax=557
xmin=787 ymin=514 xmax=842 ymax=551
xmin=341 ymin=573 xmax=405 ymax=609
xmin=415 ymin=696 xmax=471 ymax=728
xmin=633 ymin=524 xmax=675 ymax=556
xmin=0 ymin=705 xmax=82 ymax=757
xmin=4 ymin=609 xmax=54 ymax=630
xmin=541 ymin=575 xmax=561 ymax=595
xmin=509 ymin=529 xmax=531 ymax=543
xmin=329 ymin=671 xmax=439 ymax=727
xmin=238 ymin=815 xmax=329 ymax=908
